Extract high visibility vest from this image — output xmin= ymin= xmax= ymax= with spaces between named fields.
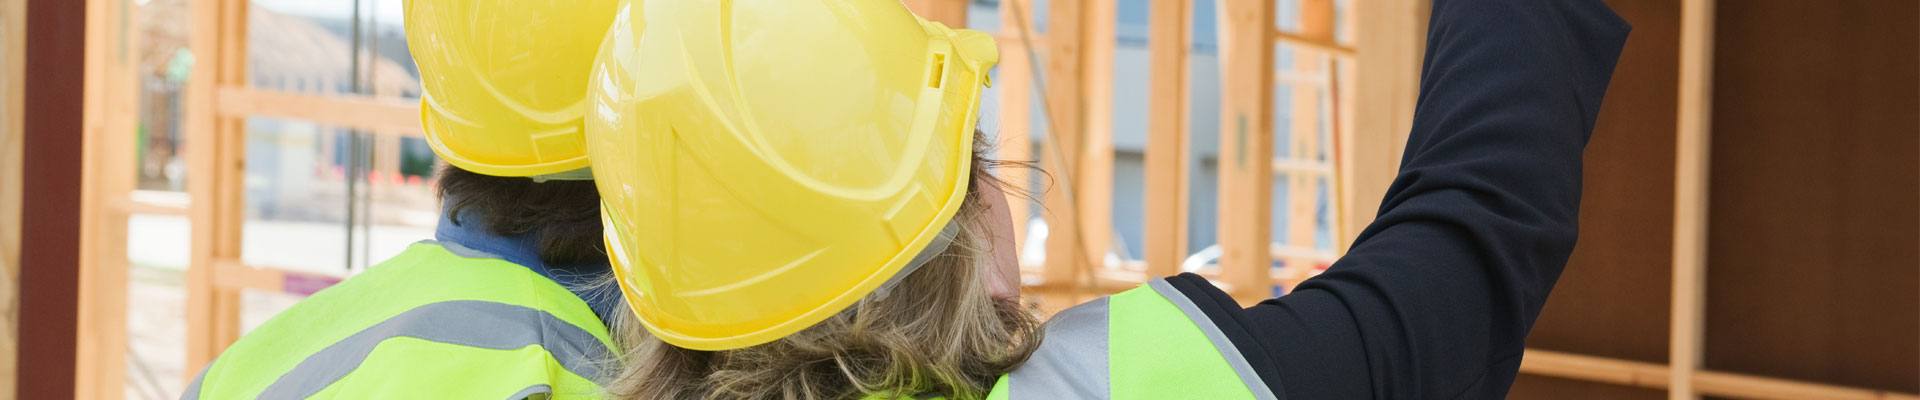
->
xmin=984 ymin=279 xmax=1279 ymax=400
xmin=183 ymin=242 xmax=617 ymax=399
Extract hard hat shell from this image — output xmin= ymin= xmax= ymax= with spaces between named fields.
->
xmin=404 ymin=0 xmax=620 ymax=177
xmin=588 ymin=0 xmax=1000 ymax=351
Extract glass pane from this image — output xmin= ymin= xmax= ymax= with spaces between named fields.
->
xmin=371 ymin=0 xmax=418 ymax=99
xmin=1030 ymin=0 xmax=1049 ymax=33
xmin=361 ymin=135 xmax=439 ymax=269
xmin=967 ymin=0 xmax=1002 ymax=32
xmin=137 ymin=6 xmax=195 ymax=192
xmin=247 ymin=1 xmax=353 ymax=94
xmin=239 ymin=117 xmax=354 ymax=275
xmin=1334 ymin=0 xmax=1353 ymax=44
xmin=1109 ymin=0 xmax=1150 ymax=266
xmin=1184 ymin=0 xmax=1222 ymax=274
xmin=129 ymin=0 xmax=199 ymax=397
xmin=249 ymin=0 xmax=418 ymax=98
xmin=1275 ymin=0 xmax=1302 ymax=32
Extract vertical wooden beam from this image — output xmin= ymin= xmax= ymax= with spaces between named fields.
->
xmin=0 ymin=0 xmax=27 ymax=393
xmin=1040 ymin=0 xmax=1088 ymax=287
xmin=1283 ymin=0 xmax=1333 ymax=278
xmin=1329 ymin=0 xmax=1357 ymax=254
xmin=1079 ymin=0 xmax=1116 ymax=268
xmin=1143 ymin=0 xmax=1191 ymax=277
xmin=185 ymin=0 xmax=248 ymax=375
xmin=17 ymin=0 xmax=87 ymax=396
xmin=1340 ymin=0 xmax=1425 ymax=252
xmin=904 ymin=0 xmax=969 ymax=27
xmin=1216 ymin=0 xmax=1275 ymax=302
xmin=1670 ymin=0 xmax=1716 ymax=398
xmin=77 ymin=0 xmax=136 ymax=396
xmin=997 ymin=0 xmax=1034 ymax=252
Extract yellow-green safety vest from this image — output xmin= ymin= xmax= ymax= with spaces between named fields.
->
xmin=982 ymin=279 xmax=1279 ymax=400
xmin=184 ymin=242 xmax=617 ymax=399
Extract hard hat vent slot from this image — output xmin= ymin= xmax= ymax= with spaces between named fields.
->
xmin=926 ymin=53 xmax=948 ymax=89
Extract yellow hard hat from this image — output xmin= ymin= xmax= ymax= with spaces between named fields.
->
xmin=587 ymin=0 xmax=999 ymax=350
xmin=404 ymin=0 xmax=620 ymax=176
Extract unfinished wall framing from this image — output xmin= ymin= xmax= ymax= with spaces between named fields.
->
xmin=48 ymin=0 xmax=1916 ymax=398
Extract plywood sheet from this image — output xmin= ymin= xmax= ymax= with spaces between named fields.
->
xmin=1703 ymin=0 xmax=1919 ymax=392
xmin=1525 ymin=0 xmax=1680 ymax=364
xmin=1510 ymin=375 xmax=1667 ymax=400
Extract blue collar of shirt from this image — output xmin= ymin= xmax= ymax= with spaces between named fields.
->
xmin=433 ymin=202 xmax=624 ymax=327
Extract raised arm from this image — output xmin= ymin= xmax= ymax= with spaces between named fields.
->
xmin=1162 ymin=0 xmax=1629 ymax=397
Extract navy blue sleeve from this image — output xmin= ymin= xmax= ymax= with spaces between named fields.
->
xmin=1166 ymin=0 xmax=1629 ymax=398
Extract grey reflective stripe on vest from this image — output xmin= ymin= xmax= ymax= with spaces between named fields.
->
xmin=237 ymin=300 xmax=612 ymax=399
xmin=1006 ymin=297 xmax=1109 ymax=398
xmin=180 ymin=365 xmax=208 ymax=399
xmin=1146 ymin=279 xmax=1279 ymax=400
xmin=506 ymin=384 xmax=553 ymax=400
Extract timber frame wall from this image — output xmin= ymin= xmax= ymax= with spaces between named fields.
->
xmin=37 ymin=0 xmax=1917 ymax=398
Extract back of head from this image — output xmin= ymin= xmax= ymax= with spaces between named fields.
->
xmin=583 ymin=0 xmax=1038 ymax=398
xmin=607 ymin=155 xmax=1041 ymax=399
xmin=435 ymin=166 xmax=603 ymax=266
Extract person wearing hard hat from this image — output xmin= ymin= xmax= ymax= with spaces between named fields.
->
xmin=181 ymin=1 xmax=628 ymax=399
xmin=591 ymin=0 xmax=1628 ymax=398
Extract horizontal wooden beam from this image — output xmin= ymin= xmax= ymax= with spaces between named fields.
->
xmin=1692 ymin=371 xmax=1920 ymax=400
xmin=211 ymin=260 xmax=343 ymax=296
xmin=1521 ymin=349 xmax=1672 ymax=389
xmin=215 ymin=88 xmax=422 ymax=137
xmin=1274 ymin=30 xmax=1357 ymax=56
xmin=1519 ymin=350 xmax=1920 ymax=400
xmin=119 ymin=190 xmax=190 ymax=216
xmin=210 ymin=260 xmax=281 ymax=294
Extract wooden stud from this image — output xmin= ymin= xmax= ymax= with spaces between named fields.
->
xmin=1039 ymin=0 xmax=1088 ymax=291
xmin=1521 ymin=349 xmax=1674 ymax=389
xmin=1080 ymin=0 xmax=1116 ymax=270
xmin=1339 ymin=0 xmax=1424 ymax=252
xmin=1143 ymin=0 xmax=1191 ymax=278
xmin=1329 ymin=17 xmax=1357 ymax=257
xmin=1519 ymin=349 xmax=1920 ymax=400
xmin=185 ymin=0 xmax=250 ymax=377
xmin=1670 ymin=0 xmax=1715 ymax=398
xmin=1 ymin=0 xmax=28 ymax=393
xmin=1273 ymin=30 xmax=1356 ymax=57
xmin=76 ymin=0 xmax=138 ymax=396
xmin=1280 ymin=0 xmax=1333 ymax=282
xmin=996 ymin=0 xmax=1034 ymax=255
xmin=1215 ymin=0 xmax=1276 ymax=303
xmin=1691 ymin=371 xmax=1920 ymax=400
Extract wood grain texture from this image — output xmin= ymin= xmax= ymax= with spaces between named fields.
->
xmin=1703 ymin=0 xmax=1919 ymax=392
xmin=76 ymin=0 xmax=137 ymax=395
xmin=1340 ymin=0 xmax=1422 ymax=252
xmin=1038 ymin=0 xmax=1089 ymax=293
xmin=1143 ymin=0 xmax=1190 ymax=277
xmin=1512 ymin=375 xmax=1669 ymax=400
xmin=184 ymin=0 xmax=249 ymax=376
xmin=0 ymin=0 xmax=22 ymax=395
xmin=1669 ymin=0 xmax=1713 ymax=398
xmin=1214 ymin=0 xmax=1274 ymax=302
xmin=1527 ymin=0 xmax=1681 ymax=368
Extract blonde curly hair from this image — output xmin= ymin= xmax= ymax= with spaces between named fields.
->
xmin=602 ymin=142 xmax=1043 ymax=400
